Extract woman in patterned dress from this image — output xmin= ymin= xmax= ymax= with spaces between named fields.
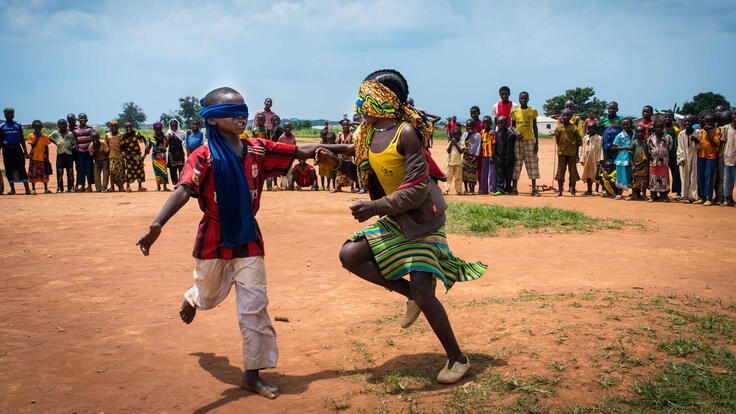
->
xmin=106 ymin=120 xmax=126 ymax=192
xmin=166 ymin=119 xmax=186 ymax=185
xmin=120 ymin=121 xmax=148 ymax=192
xmin=148 ymin=122 xmax=169 ymax=191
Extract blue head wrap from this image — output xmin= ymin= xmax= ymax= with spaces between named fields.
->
xmin=199 ymin=99 xmax=257 ymax=249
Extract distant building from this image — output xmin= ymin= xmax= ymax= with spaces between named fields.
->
xmin=537 ymin=116 xmax=558 ymax=135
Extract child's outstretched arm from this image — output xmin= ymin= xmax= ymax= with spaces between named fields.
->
xmin=296 ymin=143 xmax=353 ymax=160
xmin=136 ymin=185 xmax=192 ymax=256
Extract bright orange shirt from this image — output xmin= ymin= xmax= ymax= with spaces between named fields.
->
xmin=27 ymin=133 xmax=50 ymax=162
xmin=698 ymin=128 xmax=721 ymax=160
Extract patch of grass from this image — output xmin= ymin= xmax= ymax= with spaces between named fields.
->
xmin=351 ymin=340 xmax=375 ymax=365
xmin=629 ymin=344 xmax=736 ymax=412
xmin=324 ymin=396 xmax=352 ymax=411
xmin=658 ymin=338 xmax=705 ymax=357
xmin=548 ymin=360 xmax=566 ymax=372
xmin=446 ymin=202 xmax=634 ymax=236
xmin=371 ymin=313 xmax=401 ymax=325
xmin=379 ymin=366 xmax=433 ymax=394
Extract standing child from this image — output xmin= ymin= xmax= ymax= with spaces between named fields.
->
xmin=579 ymin=121 xmax=603 ymax=195
xmin=461 ymin=120 xmax=481 ymax=194
xmin=491 ymin=86 xmax=518 ymax=128
xmin=612 ymin=118 xmax=634 ymax=199
xmin=185 ymin=119 xmax=205 ymax=157
xmin=89 ymin=131 xmax=110 ymax=192
xmin=509 ymin=91 xmax=540 ymax=195
xmin=251 ymin=113 xmax=271 ymax=140
xmin=148 ymin=122 xmax=169 ymax=191
xmin=74 ymin=113 xmax=95 ymax=192
xmin=270 ymin=115 xmax=283 ymax=143
xmin=694 ymin=113 xmax=720 ymax=205
xmin=647 ymin=118 xmax=673 ymax=202
xmin=48 ymin=119 xmax=76 ymax=193
xmin=638 ymin=105 xmax=654 ymax=137
xmin=554 ymin=109 xmax=582 ymax=196
xmin=252 ymin=113 xmax=273 ymax=190
xmin=565 ymin=100 xmax=583 ymax=138
xmin=583 ymin=111 xmax=598 ymax=135
xmin=478 ymin=116 xmax=496 ymax=194
xmin=120 ymin=122 xmax=148 ymax=192
xmin=136 ymin=87 xmax=325 ymax=399
xmin=166 ymin=120 xmax=186 ymax=185
xmin=445 ymin=125 xmax=464 ymax=195
xmin=599 ymin=102 xmax=624 ymax=167
xmin=663 ymin=111 xmax=681 ymax=200
xmin=317 ymin=129 xmax=330 ymax=190
xmin=325 ymin=131 xmax=338 ymax=191
xmin=677 ymin=115 xmax=699 ymax=203
xmin=493 ymin=116 xmax=515 ymax=195
xmin=334 ymin=120 xmax=355 ymax=192
xmin=1 ymin=107 xmax=31 ymax=195
xmin=26 ymin=120 xmax=51 ymax=194
xmin=630 ymin=125 xmax=650 ymax=200
xmin=714 ymin=110 xmax=730 ymax=204
xmin=720 ymin=109 xmax=736 ymax=206
xmin=278 ymin=122 xmax=297 ymax=189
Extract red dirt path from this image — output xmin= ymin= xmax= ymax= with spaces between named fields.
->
xmin=1 ymin=139 xmax=734 ymax=412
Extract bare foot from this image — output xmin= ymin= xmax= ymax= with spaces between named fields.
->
xmin=241 ymin=372 xmax=280 ymax=399
xmin=179 ymin=300 xmax=196 ymax=324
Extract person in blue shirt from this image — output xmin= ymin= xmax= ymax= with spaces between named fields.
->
xmin=0 ymin=107 xmax=31 ymax=195
xmin=185 ymin=119 xmax=205 ymax=157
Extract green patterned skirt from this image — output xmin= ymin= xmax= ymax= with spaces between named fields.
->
xmin=349 ymin=216 xmax=486 ymax=291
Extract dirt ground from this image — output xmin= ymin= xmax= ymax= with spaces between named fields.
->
xmin=1 ymin=138 xmax=735 ymax=413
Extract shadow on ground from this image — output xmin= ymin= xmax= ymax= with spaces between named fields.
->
xmin=189 ymin=350 xmax=505 ymax=413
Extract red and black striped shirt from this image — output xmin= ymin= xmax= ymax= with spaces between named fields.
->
xmin=177 ymin=138 xmax=296 ymax=259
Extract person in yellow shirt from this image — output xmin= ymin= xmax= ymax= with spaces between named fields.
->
xmin=695 ymin=113 xmax=721 ymax=205
xmin=444 ymin=125 xmax=464 ymax=194
xmin=509 ymin=91 xmax=540 ymax=195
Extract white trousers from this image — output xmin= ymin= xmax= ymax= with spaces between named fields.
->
xmin=184 ymin=256 xmax=278 ymax=370
xmin=681 ymin=155 xmax=698 ymax=201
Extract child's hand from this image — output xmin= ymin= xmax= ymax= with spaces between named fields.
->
xmin=350 ymin=201 xmax=376 ymax=222
xmin=136 ymin=224 xmax=162 ymax=256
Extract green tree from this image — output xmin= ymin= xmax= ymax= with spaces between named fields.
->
xmin=176 ymin=96 xmax=203 ymax=128
xmin=301 ymin=120 xmax=312 ymax=129
xmin=542 ymin=87 xmax=607 ymax=118
xmin=117 ymin=102 xmax=147 ymax=128
xmin=681 ymin=92 xmax=731 ymax=116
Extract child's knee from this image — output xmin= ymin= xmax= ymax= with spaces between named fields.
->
xmin=339 ymin=242 xmax=360 ymax=270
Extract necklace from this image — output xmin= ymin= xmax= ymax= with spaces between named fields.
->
xmin=374 ymin=120 xmax=397 ymax=132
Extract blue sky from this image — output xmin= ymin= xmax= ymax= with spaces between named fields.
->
xmin=1 ymin=0 xmax=735 ymax=124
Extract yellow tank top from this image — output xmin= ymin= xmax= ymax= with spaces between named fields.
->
xmin=369 ymin=123 xmax=408 ymax=196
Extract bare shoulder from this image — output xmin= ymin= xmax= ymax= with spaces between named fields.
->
xmin=397 ymin=123 xmax=421 ymax=155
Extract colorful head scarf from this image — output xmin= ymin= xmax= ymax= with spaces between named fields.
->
xmin=166 ymin=119 xmax=185 ymax=141
xmin=152 ymin=122 xmax=163 ymax=128
xmin=353 ymin=81 xmax=434 ymax=186
xmin=3 ymin=107 xmax=13 ymax=112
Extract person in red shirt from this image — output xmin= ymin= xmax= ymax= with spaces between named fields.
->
xmin=136 ymin=87 xmax=330 ymax=400
xmin=289 ymin=158 xmax=318 ymax=190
